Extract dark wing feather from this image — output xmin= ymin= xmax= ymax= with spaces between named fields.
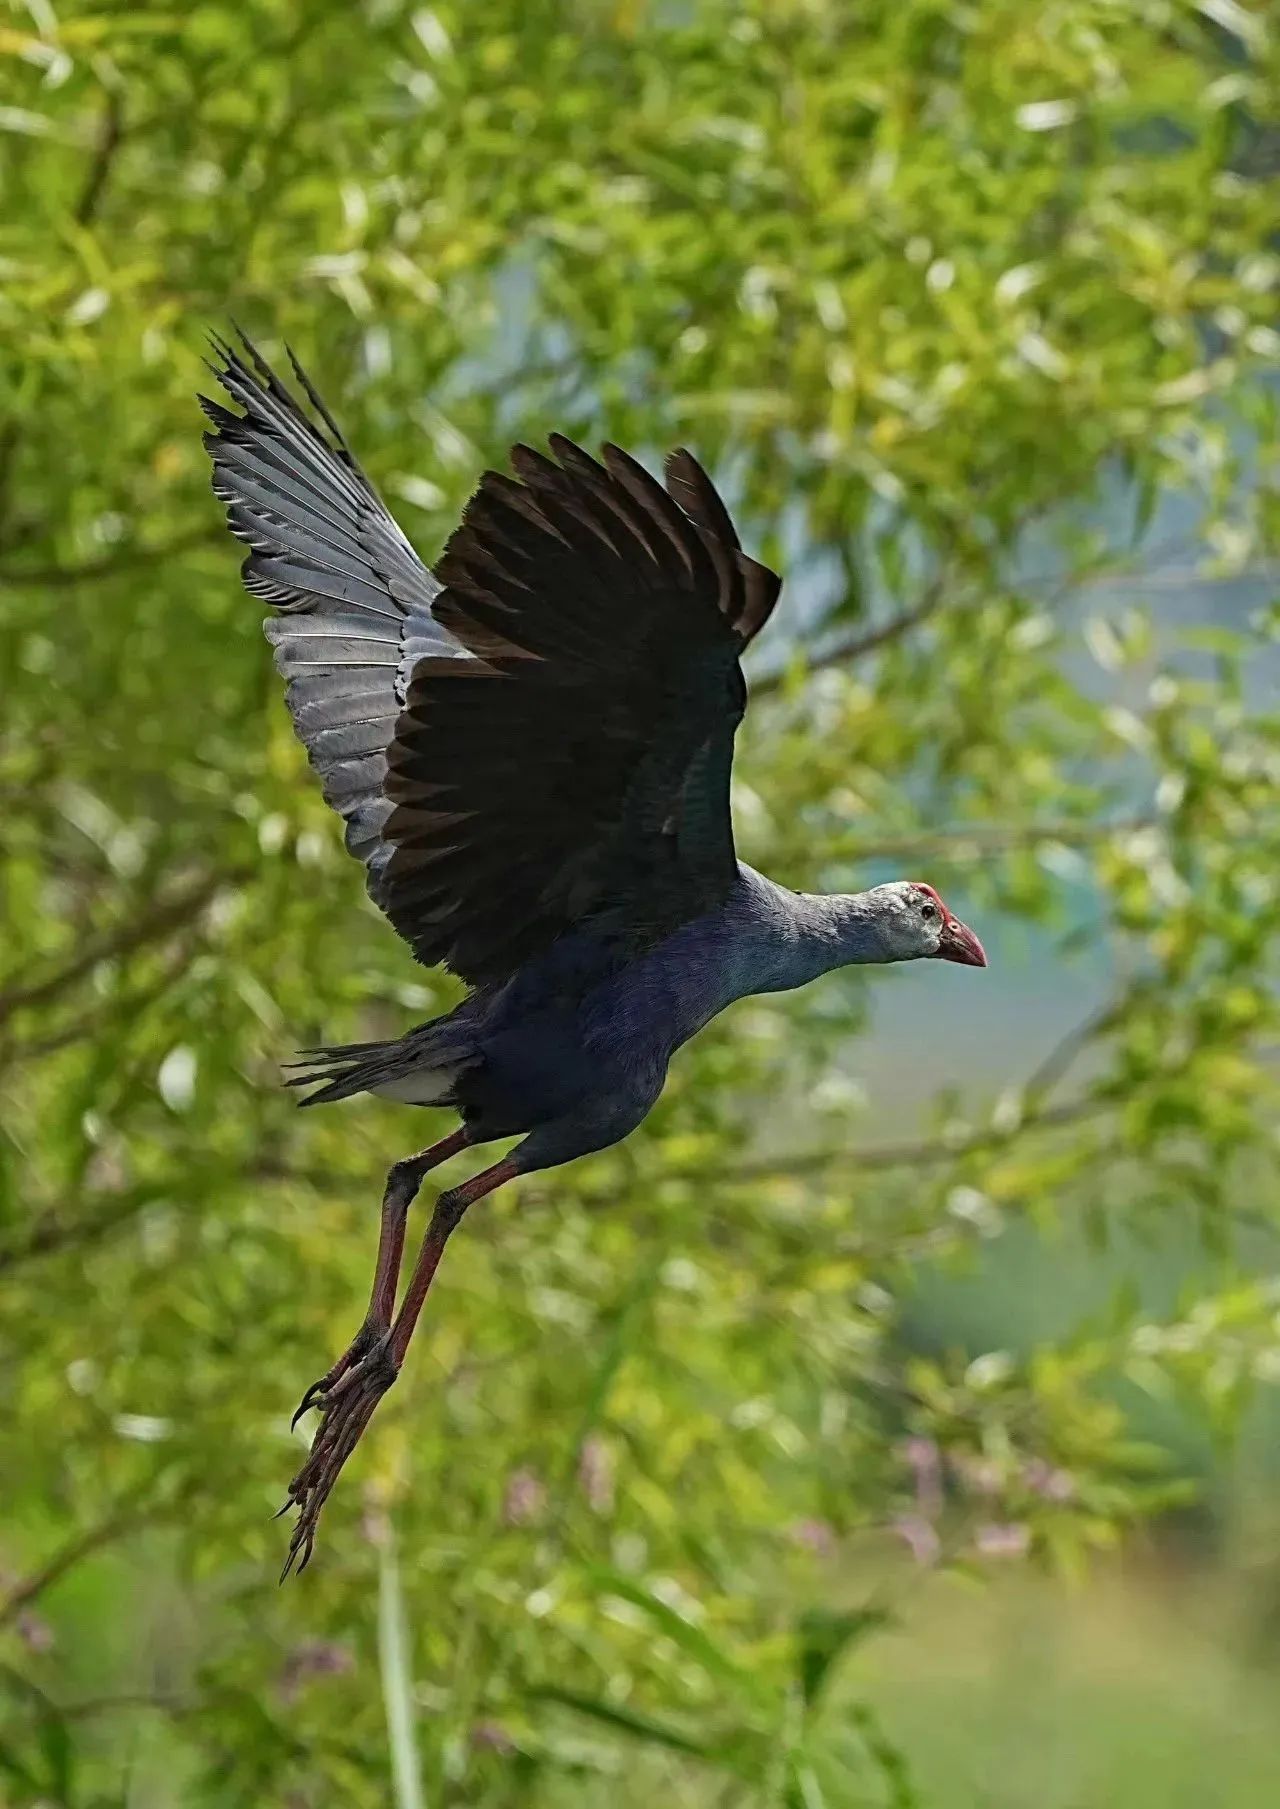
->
xmin=203 ymin=338 xmax=782 ymax=986
xmin=378 ymin=438 xmax=781 ymax=983
xmin=200 ymin=333 xmax=464 ymax=885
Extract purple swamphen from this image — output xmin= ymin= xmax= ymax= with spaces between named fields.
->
xmin=201 ymin=334 xmax=986 ymax=1574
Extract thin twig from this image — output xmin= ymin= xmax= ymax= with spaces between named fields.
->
xmin=1068 ymin=559 xmax=1280 ymax=594
xmin=621 ymin=1099 xmax=1105 ymax=1202
xmin=719 ymin=992 xmax=1128 ymax=1188
xmin=0 ymin=1187 xmax=164 ymax=1276
xmin=0 ymin=420 xmax=20 ymax=552
xmin=752 ymin=579 xmax=947 ymax=698
xmin=0 ymin=524 xmax=222 ymax=589
xmin=817 ymin=590 xmax=946 ymax=664
xmin=74 ymin=90 xmax=124 ymax=227
xmin=0 ymin=867 xmax=245 ymax=1028
xmin=0 ymin=934 xmax=203 ymax=1072
xmin=51 ymin=1690 xmax=202 ymax=1723
xmin=1021 ymin=997 xmax=1124 ymax=1106
xmin=746 ymin=1098 xmax=1103 ymax=1179
xmin=0 ymin=1484 xmax=166 ymax=1630
xmin=816 ymin=813 xmax=1156 ymax=869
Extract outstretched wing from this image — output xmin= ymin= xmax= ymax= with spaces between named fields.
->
xmin=202 ymin=337 xmax=781 ymax=987
xmin=378 ymin=437 xmax=780 ymax=983
xmin=200 ymin=334 xmax=462 ymax=889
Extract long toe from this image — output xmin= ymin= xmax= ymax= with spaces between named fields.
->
xmin=290 ymin=1322 xmax=382 ymax=1429
xmin=279 ymin=1347 xmax=397 ymax=1577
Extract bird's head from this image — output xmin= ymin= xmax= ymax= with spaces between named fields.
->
xmin=864 ymin=881 xmax=988 ymax=968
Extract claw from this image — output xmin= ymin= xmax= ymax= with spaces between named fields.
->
xmin=280 ymin=1523 xmax=315 ymax=1583
xmin=278 ymin=1343 xmax=398 ymax=1577
xmin=290 ymin=1380 xmax=327 ymax=1431
xmin=290 ymin=1362 xmax=349 ymax=1431
xmin=290 ymin=1321 xmax=381 ymax=1429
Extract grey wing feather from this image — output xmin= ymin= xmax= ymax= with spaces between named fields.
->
xmin=200 ymin=332 xmax=469 ymax=880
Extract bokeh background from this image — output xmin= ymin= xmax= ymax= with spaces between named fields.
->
xmin=3 ymin=2 xmax=1280 ymax=1804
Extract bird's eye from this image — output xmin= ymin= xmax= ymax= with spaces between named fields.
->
xmin=920 ymin=902 xmax=936 ymax=920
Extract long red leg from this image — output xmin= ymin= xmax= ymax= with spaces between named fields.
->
xmin=290 ymin=1126 xmax=470 ymax=1427
xmin=388 ymin=1155 xmax=520 ymax=1364
xmin=280 ymin=1152 xmax=519 ymax=1578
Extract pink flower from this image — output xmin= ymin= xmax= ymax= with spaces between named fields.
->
xmin=15 ymin=1609 xmax=54 ymax=1654
xmin=950 ymin=1450 xmax=1004 ymax=1498
xmin=788 ymin=1517 xmax=836 ymax=1558
xmin=502 ymin=1466 xmax=546 ymax=1527
xmin=898 ymin=1436 xmax=943 ymax=1518
xmin=471 ymin=1720 xmax=516 ymax=1755
xmin=577 ymin=1436 xmax=615 ymax=1514
xmin=891 ymin=1514 xmax=941 ymax=1567
xmin=974 ymin=1521 xmax=1031 ymax=1560
xmin=278 ymin=1640 xmax=355 ymax=1700
xmin=1023 ymin=1458 xmax=1076 ymax=1502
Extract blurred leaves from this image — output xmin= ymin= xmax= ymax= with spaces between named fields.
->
xmin=1 ymin=0 xmax=1279 ymax=1804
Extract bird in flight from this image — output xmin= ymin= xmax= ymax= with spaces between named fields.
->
xmin=201 ymin=334 xmax=987 ymax=1575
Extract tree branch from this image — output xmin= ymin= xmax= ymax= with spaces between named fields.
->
xmin=752 ymin=579 xmax=947 ymax=699
xmin=3 ymin=93 xmax=121 ymax=556
xmin=74 ymin=90 xmax=124 ymax=227
xmin=49 ymin=1690 xmax=202 ymax=1722
xmin=1021 ymin=997 xmax=1123 ymax=1106
xmin=0 ymin=524 xmax=222 ymax=589
xmin=748 ymin=521 xmax=1264 ymax=707
xmin=720 ymin=989 xmax=1129 ymax=1189
xmin=816 ymin=813 xmax=1156 ymax=869
xmin=0 ymin=867 xmax=245 ymax=1028
xmin=0 ymin=1186 xmax=167 ymax=1276
xmin=0 ymin=1484 xmax=167 ymax=1631
xmin=0 ymin=420 xmax=20 ymax=553
xmin=0 ymin=936 xmax=202 ymax=1072
xmin=715 ymin=1097 xmax=1103 ymax=1185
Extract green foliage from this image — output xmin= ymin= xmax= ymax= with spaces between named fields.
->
xmin=1 ymin=1 xmax=1279 ymax=1804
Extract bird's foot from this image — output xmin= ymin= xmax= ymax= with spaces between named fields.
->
xmin=279 ymin=1338 xmax=398 ymax=1579
xmin=290 ymin=1319 xmax=382 ymax=1430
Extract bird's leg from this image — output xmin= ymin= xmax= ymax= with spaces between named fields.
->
xmin=290 ymin=1126 xmax=471 ymax=1427
xmin=385 ymin=1154 xmax=520 ymax=1366
xmin=280 ymin=1153 xmax=520 ymax=1578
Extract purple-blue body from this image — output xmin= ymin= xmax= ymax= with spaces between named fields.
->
xmin=377 ymin=864 xmax=941 ymax=1171
xmin=200 ymin=334 xmax=990 ymax=1571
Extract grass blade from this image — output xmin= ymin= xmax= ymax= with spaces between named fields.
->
xmin=378 ymin=1524 xmax=426 ymax=1809
xmin=528 ymin=1683 xmax=715 ymax=1760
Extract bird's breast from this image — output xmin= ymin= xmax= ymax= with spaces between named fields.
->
xmin=580 ymin=921 xmax=770 ymax=1061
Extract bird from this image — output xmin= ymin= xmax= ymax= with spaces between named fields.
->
xmin=200 ymin=332 xmax=987 ymax=1576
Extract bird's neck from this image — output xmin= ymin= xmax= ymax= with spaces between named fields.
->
xmin=581 ymin=872 xmax=894 ymax=1058
xmin=791 ymin=887 xmax=917 ymax=987
xmin=743 ymin=874 xmax=901 ymax=995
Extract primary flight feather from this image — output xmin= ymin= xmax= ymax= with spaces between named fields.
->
xmin=201 ymin=333 xmax=987 ymax=1574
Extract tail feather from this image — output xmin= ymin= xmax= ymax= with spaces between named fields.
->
xmin=286 ymin=1026 xmax=480 ymax=1108
xmin=284 ymin=1038 xmax=389 ymax=1064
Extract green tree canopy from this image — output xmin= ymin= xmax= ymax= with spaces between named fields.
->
xmin=1 ymin=2 xmax=1279 ymax=1804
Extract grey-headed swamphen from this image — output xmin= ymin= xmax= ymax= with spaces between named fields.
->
xmin=201 ymin=335 xmax=987 ymax=1574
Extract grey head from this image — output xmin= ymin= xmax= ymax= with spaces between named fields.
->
xmin=835 ymin=880 xmax=988 ymax=968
